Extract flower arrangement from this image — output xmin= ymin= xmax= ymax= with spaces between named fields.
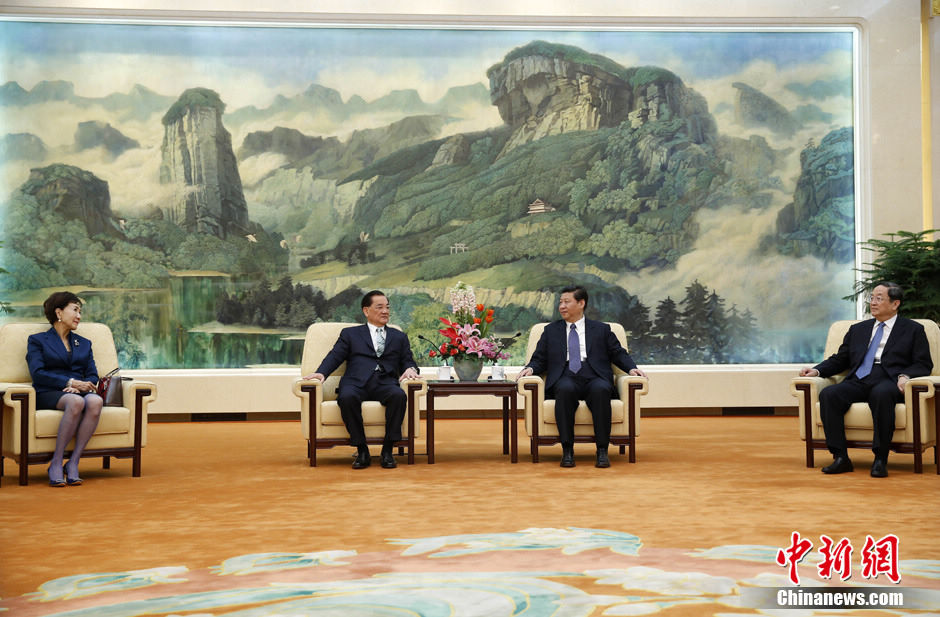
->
xmin=429 ymin=281 xmax=509 ymax=365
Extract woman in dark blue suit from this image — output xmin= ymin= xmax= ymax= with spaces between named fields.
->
xmin=26 ymin=291 xmax=103 ymax=487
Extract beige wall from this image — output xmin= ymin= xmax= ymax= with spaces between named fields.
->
xmin=932 ymin=1 xmax=940 ymax=230
xmin=3 ymin=0 xmax=936 ymax=413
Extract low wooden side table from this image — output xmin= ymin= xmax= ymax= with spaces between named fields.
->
xmin=425 ymin=380 xmax=519 ymax=464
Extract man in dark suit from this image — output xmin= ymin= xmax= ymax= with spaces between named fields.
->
xmin=517 ymin=285 xmax=646 ymax=468
xmin=304 ymin=290 xmax=419 ymax=469
xmin=800 ymin=281 xmax=933 ymax=477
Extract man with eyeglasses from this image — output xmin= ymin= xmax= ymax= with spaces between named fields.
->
xmin=305 ymin=290 xmax=420 ymax=469
xmin=799 ymin=281 xmax=932 ymax=477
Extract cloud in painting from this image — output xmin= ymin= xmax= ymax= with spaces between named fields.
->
xmin=784 ymin=75 xmax=853 ymax=100
xmin=7 ymin=52 xmax=288 ymax=110
xmin=313 ymin=57 xmax=492 ymax=106
xmin=617 ymin=196 xmax=856 ymax=348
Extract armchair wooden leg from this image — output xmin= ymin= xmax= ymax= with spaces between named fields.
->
xmin=131 ymin=389 xmax=146 ymax=478
xmin=524 ymin=383 xmax=541 ymax=463
xmin=912 ymin=386 xmax=925 ymax=474
xmin=15 ymin=392 xmax=29 ymax=486
xmin=797 ymin=384 xmax=816 ymax=468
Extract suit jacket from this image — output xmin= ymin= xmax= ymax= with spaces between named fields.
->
xmin=526 ymin=318 xmax=637 ymax=392
xmin=814 ymin=317 xmax=933 ymax=381
xmin=26 ymin=328 xmax=99 ymax=395
xmin=316 ymin=324 xmax=417 ymax=388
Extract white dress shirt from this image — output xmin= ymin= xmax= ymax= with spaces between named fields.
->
xmin=871 ymin=314 xmax=897 ymax=363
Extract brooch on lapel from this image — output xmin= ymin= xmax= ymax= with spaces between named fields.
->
xmin=73 ymin=339 xmax=80 ymax=347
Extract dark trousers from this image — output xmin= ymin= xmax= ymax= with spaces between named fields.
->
xmin=549 ymin=363 xmax=613 ymax=449
xmin=819 ymin=365 xmax=902 ymax=460
xmin=336 ymin=371 xmax=407 ymax=448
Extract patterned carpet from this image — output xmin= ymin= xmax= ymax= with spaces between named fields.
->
xmin=7 ymin=527 xmax=940 ymax=616
xmin=2 ymin=418 xmax=939 ymax=616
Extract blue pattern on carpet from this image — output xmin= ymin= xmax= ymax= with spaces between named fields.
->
xmin=6 ymin=528 xmax=939 ymax=617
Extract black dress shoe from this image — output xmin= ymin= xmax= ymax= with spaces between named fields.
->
xmin=870 ymin=459 xmax=888 ymax=478
xmin=595 ymin=449 xmax=610 ymax=468
xmin=821 ymin=456 xmax=853 ymax=474
xmin=352 ymin=450 xmax=371 ymax=469
xmin=560 ymin=447 xmax=575 ymax=468
xmin=380 ymin=450 xmax=397 ymax=469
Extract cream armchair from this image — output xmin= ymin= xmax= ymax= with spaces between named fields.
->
xmin=0 ymin=322 xmax=157 ymax=486
xmin=291 ymin=322 xmax=426 ymax=466
xmin=791 ymin=319 xmax=940 ymax=473
xmin=517 ymin=322 xmax=648 ymax=463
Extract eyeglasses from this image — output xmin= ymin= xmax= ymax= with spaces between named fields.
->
xmin=867 ymin=295 xmax=890 ymax=304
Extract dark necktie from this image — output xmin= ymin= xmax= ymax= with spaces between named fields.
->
xmin=568 ymin=324 xmax=581 ymax=373
xmin=855 ymin=321 xmax=884 ymax=379
xmin=375 ymin=327 xmax=385 ymax=357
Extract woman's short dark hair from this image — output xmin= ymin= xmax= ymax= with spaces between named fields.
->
xmin=42 ymin=291 xmax=82 ymax=325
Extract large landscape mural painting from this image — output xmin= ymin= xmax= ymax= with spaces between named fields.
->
xmin=0 ymin=22 xmax=858 ymax=368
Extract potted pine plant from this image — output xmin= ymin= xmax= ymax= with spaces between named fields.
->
xmin=849 ymin=230 xmax=940 ymax=321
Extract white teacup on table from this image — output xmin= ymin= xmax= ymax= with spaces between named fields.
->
xmin=437 ymin=365 xmax=451 ymax=380
xmin=491 ymin=365 xmax=505 ymax=380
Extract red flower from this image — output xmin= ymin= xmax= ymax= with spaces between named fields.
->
xmin=486 ymin=308 xmax=494 ymax=316
xmin=429 ymin=350 xmax=437 ymax=357
xmin=473 ymin=317 xmax=481 ymax=324
xmin=450 ymin=348 xmax=458 ymax=356
xmin=438 ymin=317 xmax=458 ymax=343
xmin=485 ymin=315 xmax=493 ymax=323
xmin=476 ymin=303 xmax=485 ymax=311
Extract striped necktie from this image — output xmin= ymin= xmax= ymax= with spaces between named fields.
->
xmin=375 ymin=327 xmax=385 ymax=357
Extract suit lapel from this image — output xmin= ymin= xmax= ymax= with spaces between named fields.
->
xmin=584 ymin=319 xmax=600 ymax=356
xmin=880 ymin=317 xmax=907 ymax=359
xmin=553 ymin=320 xmax=568 ymax=360
xmin=852 ymin=319 xmax=875 ymax=361
xmin=43 ymin=328 xmax=70 ymax=365
xmin=359 ymin=324 xmax=377 ymax=355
